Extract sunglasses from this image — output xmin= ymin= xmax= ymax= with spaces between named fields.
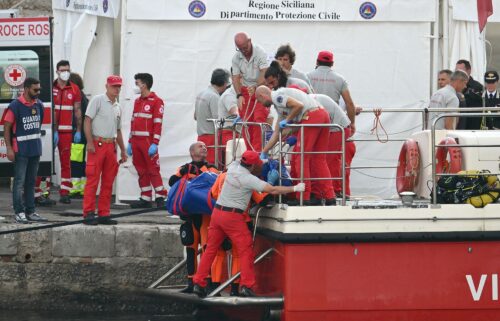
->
xmin=32 ymin=88 xmax=41 ymax=93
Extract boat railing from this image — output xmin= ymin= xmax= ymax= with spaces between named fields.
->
xmin=207 ymin=118 xmax=273 ymax=169
xmin=208 ymin=107 xmax=500 ymax=206
xmin=278 ymin=123 xmax=347 ymax=206
xmin=346 ymin=108 xmax=429 ymax=187
xmin=430 ymin=109 xmax=500 ymax=206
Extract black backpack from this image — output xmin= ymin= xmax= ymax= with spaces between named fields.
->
xmin=433 ymin=171 xmax=498 ymax=205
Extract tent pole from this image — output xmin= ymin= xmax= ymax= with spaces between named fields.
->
xmin=443 ymin=0 xmax=449 ymax=69
xmin=431 ymin=0 xmax=440 ymax=93
xmin=115 ymin=0 xmax=128 ymax=206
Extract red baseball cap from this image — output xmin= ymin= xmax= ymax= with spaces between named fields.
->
xmin=317 ymin=50 xmax=334 ymax=63
xmin=287 ymin=84 xmax=308 ymax=93
xmin=107 ymin=75 xmax=122 ymax=86
xmin=241 ymin=151 xmax=263 ymax=166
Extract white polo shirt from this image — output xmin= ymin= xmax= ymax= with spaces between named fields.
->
xmin=307 ymin=66 xmax=348 ymax=104
xmin=218 ymin=86 xmax=238 ymax=119
xmin=232 ymin=44 xmax=268 ymax=87
xmin=216 ymin=161 xmax=267 ymax=211
xmin=271 ymin=87 xmax=319 ymax=122
xmin=86 ymin=93 xmax=121 ymax=139
xmin=195 ymin=85 xmax=220 ymax=135
xmin=310 ymin=94 xmax=351 ymax=132
xmin=429 ymin=84 xmax=459 ymax=130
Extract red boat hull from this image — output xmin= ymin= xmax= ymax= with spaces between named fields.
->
xmin=254 ymin=237 xmax=500 ymax=321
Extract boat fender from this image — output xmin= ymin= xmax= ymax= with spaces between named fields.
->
xmin=396 ymin=138 xmax=420 ymax=194
xmin=435 ymin=137 xmax=462 ymax=174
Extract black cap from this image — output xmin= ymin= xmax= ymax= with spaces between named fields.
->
xmin=484 ymin=70 xmax=499 ymax=83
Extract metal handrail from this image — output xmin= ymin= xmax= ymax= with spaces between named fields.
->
xmin=207 ymin=247 xmax=275 ymax=297
xmin=431 ymin=112 xmax=500 ymax=205
xmin=278 ymin=123 xmax=346 ymax=206
xmin=148 ymin=257 xmax=188 ymax=289
xmin=207 ymin=118 xmax=273 ymax=169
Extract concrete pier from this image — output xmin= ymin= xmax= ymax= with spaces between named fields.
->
xmin=0 ymin=187 xmax=191 ymax=313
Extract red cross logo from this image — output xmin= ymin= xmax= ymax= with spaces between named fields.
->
xmin=9 ymin=69 xmax=22 ymax=81
xmin=4 ymin=64 xmax=27 ymax=87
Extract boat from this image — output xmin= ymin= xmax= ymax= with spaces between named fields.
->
xmin=146 ymin=108 xmax=500 ymax=321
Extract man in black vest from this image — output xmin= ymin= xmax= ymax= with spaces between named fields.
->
xmin=483 ymin=70 xmax=500 ymax=129
xmin=455 ymin=59 xmax=484 ymax=129
xmin=3 ymin=78 xmax=48 ymax=224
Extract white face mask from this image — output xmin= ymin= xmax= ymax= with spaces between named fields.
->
xmin=133 ymin=86 xmax=141 ymax=94
xmin=59 ymin=71 xmax=70 ymax=81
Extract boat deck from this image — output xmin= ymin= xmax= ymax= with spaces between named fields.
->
xmin=255 ymin=200 xmax=500 ymax=242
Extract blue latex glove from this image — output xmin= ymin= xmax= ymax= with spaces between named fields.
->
xmin=279 ymin=119 xmax=290 ymax=129
xmin=73 ymin=131 xmax=81 ymax=143
xmin=148 ymin=143 xmax=158 ymax=156
xmin=260 ymin=152 xmax=268 ymax=160
xmin=127 ymin=143 xmax=133 ymax=156
xmin=232 ymin=116 xmax=242 ymax=127
xmin=267 ymin=169 xmax=279 ymax=185
xmin=53 ymin=131 xmax=59 ymax=146
xmin=285 ymin=136 xmax=297 ymax=146
xmin=265 ymin=130 xmax=273 ymax=142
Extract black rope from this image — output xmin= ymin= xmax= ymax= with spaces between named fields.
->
xmin=0 ymin=207 xmax=163 ymax=236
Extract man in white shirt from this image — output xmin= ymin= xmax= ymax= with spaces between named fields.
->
xmin=429 ymin=70 xmax=468 ymax=130
xmin=232 ymin=32 xmax=269 ymax=151
xmin=194 ymin=69 xmax=230 ymax=164
xmin=307 ymin=50 xmax=357 ymax=135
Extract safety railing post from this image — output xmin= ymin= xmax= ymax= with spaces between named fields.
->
xmin=422 ymin=109 xmax=428 ymax=130
xmin=213 ymin=121 xmax=219 ymax=169
xmin=278 ymin=129 xmax=283 ymax=204
xmin=299 ymin=126 xmax=305 ymax=206
xmin=341 ymin=126 xmax=346 ymax=206
xmin=430 ymin=111 xmax=500 ymax=206
xmin=260 ymin=123 xmax=265 ymax=152
xmin=431 ymin=119 xmax=437 ymax=205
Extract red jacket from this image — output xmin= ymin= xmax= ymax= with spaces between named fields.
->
xmin=53 ymin=80 xmax=81 ymax=133
xmin=130 ymin=92 xmax=164 ymax=145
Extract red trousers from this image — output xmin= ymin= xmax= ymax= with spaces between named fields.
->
xmin=58 ymin=132 xmax=73 ymax=195
xmin=82 ymin=140 xmax=118 ymax=217
xmin=130 ymin=137 xmax=167 ymax=201
xmin=240 ymin=87 xmax=269 ymax=152
xmin=193 ymin=208 xmax=255 ymax=289
xmin=197 ymin=134 xmax=215 ymax=165
xmin=292 ymin=108 xmax=334 ymax=201
xmin=328 ymin=128 xmax=356 ymax=196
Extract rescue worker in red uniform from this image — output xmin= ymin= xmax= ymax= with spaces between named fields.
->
xmin=168 ymin=141 xmax=219 ymax=293
xmin=42 ymin=60 xmax=82 ymax=204
xmin=209 ymin=171 xmax=269 ymax=296
xmin=82 ymin=76 xmax=127 ymax=225
xmin=232 ymin=32 xmax=269 ymax=152
xmin=257 ymin=85 xmax=335 ymax=205
xmin=193 ymin=151 xmax=304 ymax=297
xmin=127 ymin=73 xmax=167 ymax=208
xmin=194 ymin=69 xmax=230 ymax=165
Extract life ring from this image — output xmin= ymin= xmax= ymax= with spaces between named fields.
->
xmin=396 ymin=139 xmax=420 ymax=194
xmin=435 ymin=137 xmax=462 ymax=174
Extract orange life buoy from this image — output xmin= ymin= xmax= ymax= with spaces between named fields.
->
xmin=435 ymin=137 xmax=462 ymax=174
xmin=396 ymin=139 xmax=420 ymax=194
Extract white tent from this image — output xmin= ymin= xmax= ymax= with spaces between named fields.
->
xmin=51 ymin=0 xmax=494 ymax=200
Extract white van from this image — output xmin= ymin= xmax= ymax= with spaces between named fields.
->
xmin=0 ymin=17 xmax=53 ymax=177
